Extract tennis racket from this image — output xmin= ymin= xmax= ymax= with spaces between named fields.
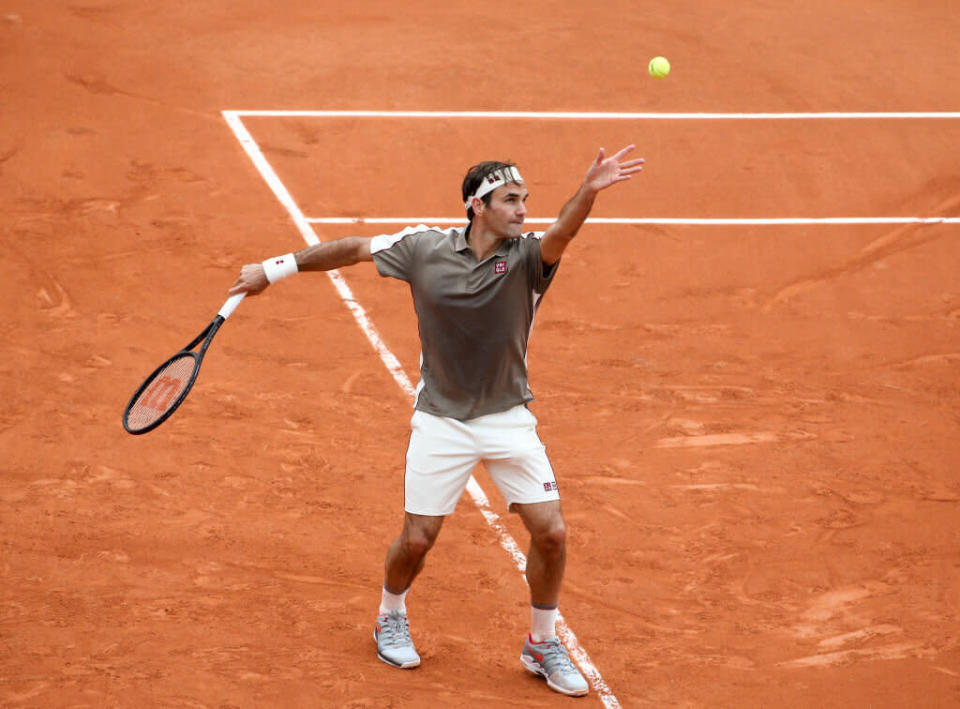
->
xmin=122 ymin=293 xmax=246 ymax=434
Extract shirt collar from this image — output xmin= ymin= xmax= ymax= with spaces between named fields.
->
xmin=457 ymin=224 xmax=513 ymax=258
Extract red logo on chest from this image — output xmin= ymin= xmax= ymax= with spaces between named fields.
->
xmin=494 ymin=260 xmax=507 ymax=274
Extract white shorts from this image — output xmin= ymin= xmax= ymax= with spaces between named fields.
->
xmin=403 ymin=404 xmax=560 ymax=516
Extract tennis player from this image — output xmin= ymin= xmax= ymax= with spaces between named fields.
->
xmin=229 ymin=145 xmax=643 ymax=697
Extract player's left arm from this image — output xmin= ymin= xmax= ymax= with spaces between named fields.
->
xmin=539 ymin=145 xmax=644 ymax=266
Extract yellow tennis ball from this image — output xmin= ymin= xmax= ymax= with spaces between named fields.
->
xmin=649 ymin=56 xmax=670 ymax=79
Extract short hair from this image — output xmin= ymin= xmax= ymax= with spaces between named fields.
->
xmin=461 ymin=160 xmax=517 ymax=221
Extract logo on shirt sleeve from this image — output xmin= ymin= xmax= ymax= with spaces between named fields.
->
xmin=543 ymin=481 xmax=559 ymax=492
xmin=494 ymin=260 xmax=507 ymax=274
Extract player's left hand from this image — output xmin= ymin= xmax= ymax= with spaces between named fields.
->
xmin=584 ymin=145 xmax=644 ymax=192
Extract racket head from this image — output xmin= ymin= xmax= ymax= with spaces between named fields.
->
xmin=123 ymin=352 xmax=201 ymax=434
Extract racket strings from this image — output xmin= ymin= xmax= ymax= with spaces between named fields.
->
xmin=125 ymin=355 xmax=197 ymax=431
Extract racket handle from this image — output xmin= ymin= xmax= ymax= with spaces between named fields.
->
xmin=218 ymin=292 xmax=246 ymax=319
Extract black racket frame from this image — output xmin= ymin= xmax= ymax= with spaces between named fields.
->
xmin=122 ymin=314 xmax=226 ymax=435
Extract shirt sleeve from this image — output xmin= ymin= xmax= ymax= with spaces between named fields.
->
xmin=370 ymin=225 xmax=428 ymax=282
xmin=524 ymin=231 xmax=560 ymax=294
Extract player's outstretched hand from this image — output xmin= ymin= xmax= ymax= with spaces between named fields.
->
xmin=228 ymin=263 xmax=269 ymax=296
xmin=584 ymin=145 xmax=644 ymax=193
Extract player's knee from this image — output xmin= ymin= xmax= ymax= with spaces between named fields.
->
xmin=532 ymin=519 xmax=566 ymax=558
xmin=402 ymin=524 xmax=440 ymax=559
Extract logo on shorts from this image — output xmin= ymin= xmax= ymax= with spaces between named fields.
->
xmin=543 ymin=481 xmax=559 ymax=492
xmin=494 ymin=260 xmax=507 ymax=274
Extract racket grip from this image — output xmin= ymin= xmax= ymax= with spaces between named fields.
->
xmin=218 ymin=292 xmax=246 ymax=319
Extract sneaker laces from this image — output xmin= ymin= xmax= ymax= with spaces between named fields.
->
xmin=538 ymin=638 xmax=580 ymax=675
xmin=378 ymin=612 xmax=413 ymax=648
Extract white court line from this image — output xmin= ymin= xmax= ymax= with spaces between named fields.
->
xmin=222 ymin=110 xmax=622 ymax=708
xmin=226 ymin=109 xmax=960 ymax=119
xmin=307 ymin=216 xmax=960 ymax=226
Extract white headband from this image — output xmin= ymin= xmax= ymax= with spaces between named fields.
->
xmin=464 ymin=166 xmax=524 ymax=209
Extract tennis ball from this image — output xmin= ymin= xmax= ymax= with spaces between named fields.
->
xmin=648 ymin=56 xmax=670 ymax=79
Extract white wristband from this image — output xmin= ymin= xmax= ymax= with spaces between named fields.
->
xmin=262 ymin=253 xmax=298 ymax=283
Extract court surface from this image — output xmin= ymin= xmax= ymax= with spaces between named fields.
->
xmin=2 ymin=2 xmax=959 ymax=707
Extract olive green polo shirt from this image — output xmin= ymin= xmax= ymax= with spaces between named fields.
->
xmin=370 ymin=224 xmax=559 ymax=420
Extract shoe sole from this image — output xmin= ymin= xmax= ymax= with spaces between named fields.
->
xmin=521 ymin=654 xmax=589 ymax=697
xmin=374 ymin=629 xmax=421 ymax=669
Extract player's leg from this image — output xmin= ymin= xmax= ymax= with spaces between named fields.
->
xmin=481 ymin=405 xmax=588 ymax=696
xmin=513 ymin=499 xmax=587 ymax=696
xmin=479 ymin=405 xmax=565 ymax=608
xmin=375 ymin=512 xmax=445 ymax=669
xmin=514 ymin=499 xmax=566 ymax=608
xmin=383 ymin=512 xmax=445 ymax=598
xmin=375 ymin=409 xmax=478 ymax=669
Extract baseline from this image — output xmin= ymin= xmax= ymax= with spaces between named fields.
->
xmin=226 ymin=109 xmax=960 ymax=120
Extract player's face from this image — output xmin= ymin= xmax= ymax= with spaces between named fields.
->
xmin=484 ymin=182 xmax=529 ymax=238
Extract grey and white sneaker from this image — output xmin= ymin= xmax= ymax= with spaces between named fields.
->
xmin=521 ymin=635 xmax=589 ymax=697
xmin=374 ymin=611 xmax=420 ymax=668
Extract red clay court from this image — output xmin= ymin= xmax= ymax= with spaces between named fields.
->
xmin=2 ymin=2 xmax=959 ymax=706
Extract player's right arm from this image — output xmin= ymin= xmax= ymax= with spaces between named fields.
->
xmin=228 ymin=236 xmax=373 ymax=296
xmin=539 ymin=146 xmax=644 ymax=266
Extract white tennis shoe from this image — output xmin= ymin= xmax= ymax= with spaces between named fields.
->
xmin=374 ymin=611 xmax=421 ymax=669
xmin=521 ymin=635 xmax=589 ymax=696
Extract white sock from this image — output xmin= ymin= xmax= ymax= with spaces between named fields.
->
xmin=379 ymin=585 xmax=408 ymax=615
xmin=530 ymin=605 xmax=558 ymax=643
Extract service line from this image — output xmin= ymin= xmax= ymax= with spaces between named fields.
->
xmin=305 ymin=216 xmax=960 ymax=226
xmin=222 ymin=110 xmax=622 ymax=708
